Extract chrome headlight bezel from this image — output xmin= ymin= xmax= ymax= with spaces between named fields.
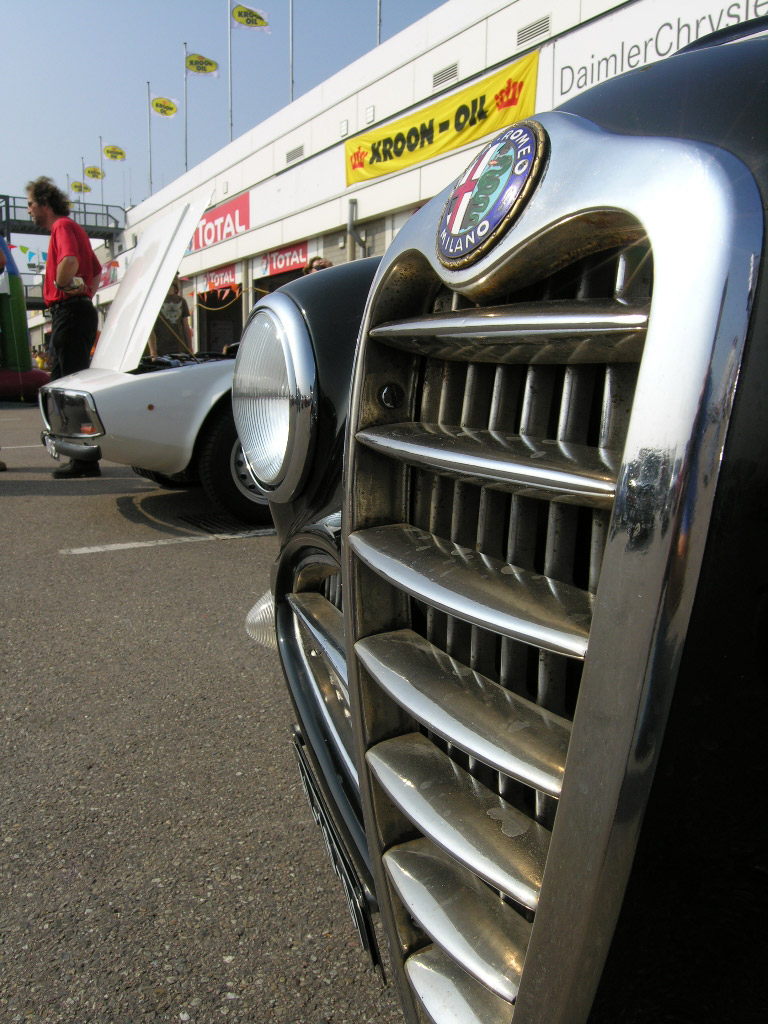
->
xmin=39 ymin=387 xmax=105 ymax=438
xmin=232 ymin=291 xmax=316 ymax=503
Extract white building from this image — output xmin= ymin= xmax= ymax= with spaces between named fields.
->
xmin=86 ymin=0 xmax=766 ymax=351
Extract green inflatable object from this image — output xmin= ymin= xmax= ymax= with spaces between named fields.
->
xmin=0 ymin=236 xmax=33 ymax=372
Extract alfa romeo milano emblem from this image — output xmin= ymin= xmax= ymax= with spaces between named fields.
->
xmin=437 ymin=120 xmax=548 ymax=268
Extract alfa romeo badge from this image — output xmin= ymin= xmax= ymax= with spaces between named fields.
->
xmin=437 ymin=120 xmax=548 ymax=268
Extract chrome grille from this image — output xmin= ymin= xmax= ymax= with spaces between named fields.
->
xmin=346 ymin=242 xmax=648 ymax=1018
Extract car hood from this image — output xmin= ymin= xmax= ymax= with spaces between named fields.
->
xmin=90 ymin=192 xmax=211 ymax=374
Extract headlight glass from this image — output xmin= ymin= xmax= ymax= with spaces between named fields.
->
xmin=233 ymin=293 xmax=316 ymax=501
xmin=234 ymin=310 xmax=291 ymax=484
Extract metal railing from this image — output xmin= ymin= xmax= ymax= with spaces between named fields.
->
xmin=0 ymin=194 xmax=125 ymax=242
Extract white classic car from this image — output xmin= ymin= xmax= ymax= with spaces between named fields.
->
xmin=39 ymin=196 xmax=269 ymax=523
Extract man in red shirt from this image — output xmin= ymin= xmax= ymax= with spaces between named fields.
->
xmin=27 ymin=176 xmax=102 ymax=478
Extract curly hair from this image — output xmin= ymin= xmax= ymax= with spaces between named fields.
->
xmin=26 ymin=176 xmax=71 ymax=217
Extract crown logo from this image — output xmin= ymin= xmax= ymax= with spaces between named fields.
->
xmin=350 ymin=146 xmax=368 ymax=170
xmin=495 ymin=79 xmax=524 ymax=110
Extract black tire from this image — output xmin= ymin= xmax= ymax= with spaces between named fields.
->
xmin=131 ymin=466 xmax=195 ymax=489
xmin=197 ymin=409 xmax=272 ymax=524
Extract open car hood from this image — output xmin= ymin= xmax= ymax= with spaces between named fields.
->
xmin=90 ymin=191 xmax=211 ymax=373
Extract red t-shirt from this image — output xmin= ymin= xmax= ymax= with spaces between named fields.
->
xmin=44 ymin=216 xmax=102 ymax=306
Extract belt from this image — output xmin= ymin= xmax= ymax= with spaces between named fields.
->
xmin=50 ymin=296 xmax=93 ymax=311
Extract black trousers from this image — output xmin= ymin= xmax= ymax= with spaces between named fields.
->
xmin=49 ymin=298 xmax=98 ymax=382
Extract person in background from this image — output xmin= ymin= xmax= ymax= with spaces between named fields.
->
xmin=27 ymin=176 xmax=102 ymax=479
xmin=147 ymin=277 xmax=192 ymax=357
xmin=302 ymin=256 xmax=333 ymax=274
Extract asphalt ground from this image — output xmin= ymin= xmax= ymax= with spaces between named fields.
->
xmin=0 ymin=400 xmax=404 ymax=1024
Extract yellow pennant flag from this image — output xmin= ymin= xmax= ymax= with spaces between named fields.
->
xmin=186 ymin=53 xmax=219 ymax=77
xmin=231 ymin=3 xmax=270 ymax=31
xmin=104 ymin=145 xmax=126 ymax=160
xmin=151 ymin=95 xmax=179 ymax=118
xmin=85 ymin=166 xmax=105 ymax=179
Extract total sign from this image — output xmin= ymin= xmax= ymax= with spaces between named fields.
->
xmin=260 ymin=241 xmax=308 ymax=277
xmin=190 ymin=194 xmax=250 ymax=252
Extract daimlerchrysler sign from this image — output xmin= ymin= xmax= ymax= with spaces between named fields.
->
xmin=552 ymin=0 xmax=768 ymax=105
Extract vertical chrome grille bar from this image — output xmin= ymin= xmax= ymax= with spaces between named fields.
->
xmin=519 ymin=365 xmax=556 ymax=438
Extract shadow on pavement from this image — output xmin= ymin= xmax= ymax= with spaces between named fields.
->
xmin=1 ymin=462 xmax=274 ymax=537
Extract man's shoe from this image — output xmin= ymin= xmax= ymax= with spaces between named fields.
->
xmin=52 ymin=459 xmax=101 ymax=479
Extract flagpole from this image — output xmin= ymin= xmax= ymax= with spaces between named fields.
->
xmin=228 ymin=1 xmax=233 ymax=142
xmin=184 ymin=42 xmax=188 ymax=172
xmin=289 ymin=0 xmax=294 ymax=101
xmin=99 ymin=135 xmax=104 ymax=207
xmin=147 ymin=81 xmax=153 ymax=196
xmin=377 ymin=0 xmax=381 ymax=45
xmin=81 ymin=157 xmax=86 ymax=214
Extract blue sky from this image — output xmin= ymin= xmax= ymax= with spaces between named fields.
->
xmin=2 ymin=0 xmax=446 ymax=213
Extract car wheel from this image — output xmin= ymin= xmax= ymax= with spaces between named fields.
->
xmin=198 ymin=409 xmax=272 ymax=524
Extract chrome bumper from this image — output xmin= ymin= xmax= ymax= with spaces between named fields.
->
xmin=41 ymin=431 xmax=102 ymax=462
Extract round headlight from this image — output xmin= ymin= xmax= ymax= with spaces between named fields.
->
xmin=233 ymin=292 xmax=316 ymax=502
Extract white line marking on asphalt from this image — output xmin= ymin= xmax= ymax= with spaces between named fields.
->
xmin=1 ymin=444 xmax=46 ymax=449
xmin=60 ymin=530 xmax=272 ymax=555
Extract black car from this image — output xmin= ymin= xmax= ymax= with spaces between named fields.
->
xmin=233 ymin=20 xmax=767 ymax=1024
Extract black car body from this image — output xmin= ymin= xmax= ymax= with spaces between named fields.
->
xmin=233 ymin=257 xmax=383 ymax=954
xmin=234 ymin=22 xmax=767 ymax=1024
